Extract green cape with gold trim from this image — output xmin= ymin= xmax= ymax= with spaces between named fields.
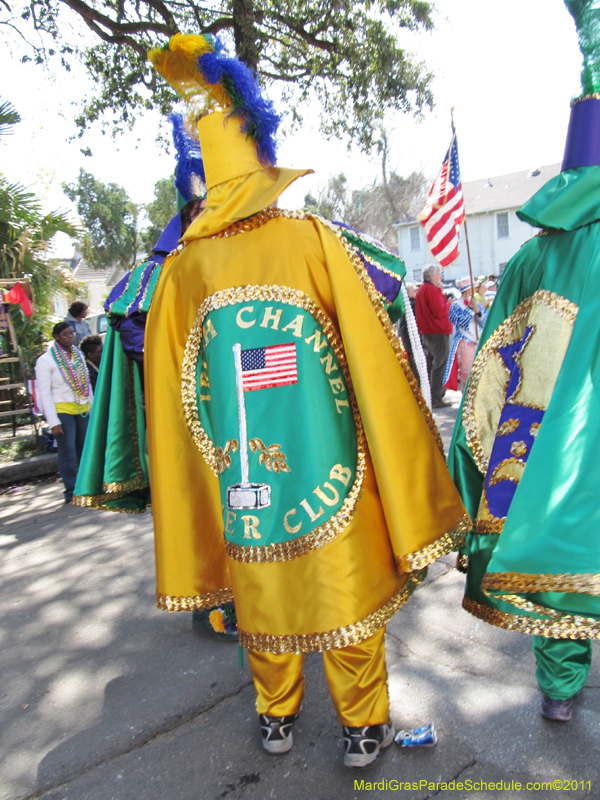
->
xmin=449 ymin=165 xmax=600 ymax=638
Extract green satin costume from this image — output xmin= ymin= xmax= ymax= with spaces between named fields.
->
xmin=72 ymin=259 xmax=154 ymax=513
xmin=449 ymin=166 xmax=600 ymax=697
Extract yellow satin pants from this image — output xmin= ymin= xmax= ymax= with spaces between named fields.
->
xmin=247 ymin=626 xmax=389 ymax=727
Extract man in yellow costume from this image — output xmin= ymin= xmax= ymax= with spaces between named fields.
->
xmin=146 ymin=34 xmax=469 ymax=768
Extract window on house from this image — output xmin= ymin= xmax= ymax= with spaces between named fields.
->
xmin=410 ymin=226 xmax=421 ymax=251
xmin=497 ymin=212 xmax=509 ymax=239
xmin=498 ymin=262 xmax=508 ymax=276
xmin=413 ymin=268 xmax=422 ymax=282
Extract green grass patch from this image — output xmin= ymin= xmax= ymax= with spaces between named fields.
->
xmin=0 ymin=437 xmax=49 ymax=463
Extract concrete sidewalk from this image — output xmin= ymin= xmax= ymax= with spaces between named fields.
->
xmin=0 ymin=397 xmax=597 ymax=800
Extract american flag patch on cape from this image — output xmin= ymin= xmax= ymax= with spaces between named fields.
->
xmin=240 ymin=343 xmax=298 ymax=391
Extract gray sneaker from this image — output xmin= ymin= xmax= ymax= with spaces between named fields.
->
xmin=541 ymin=695 xmax=574 ymax=722
xmin=343 ymin=722 xmax=395 ymax=768
xmin=260 ymin=713 xmax=298 ymax=754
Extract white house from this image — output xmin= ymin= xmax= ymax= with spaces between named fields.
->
xmin=394 ymin=163 xmax=562 ymax=283
xmin=51 ymin=254 xmax=129 ymax=320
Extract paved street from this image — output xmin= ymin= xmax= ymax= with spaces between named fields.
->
xmin=1 ymin=395 xmax=598 ymax=800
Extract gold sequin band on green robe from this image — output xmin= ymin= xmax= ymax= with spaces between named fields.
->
xmin=449 ymin=165 xmax=600 ymax=644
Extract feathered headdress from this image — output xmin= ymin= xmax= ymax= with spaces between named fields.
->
xmin=149 ymin=34 xmax=280 ymax=166
xmin=170 ymin=112 xmax=205 ymax=203
xmin=565 ymin=0 xmax=600 ymax=98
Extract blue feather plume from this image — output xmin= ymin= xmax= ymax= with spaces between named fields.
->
xmin=197 ymin=43 xmax=280 ymax=166
xmin=170 ymin=112 xmax=206 ymax=202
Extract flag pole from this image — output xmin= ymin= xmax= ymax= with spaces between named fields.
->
xmin=232 ymin=343 xmax=250 ymax=488
xmin=451 ymin=108 xmax=479 ymax=339
xmin=226 ymin=345 xmax=271 ymax=511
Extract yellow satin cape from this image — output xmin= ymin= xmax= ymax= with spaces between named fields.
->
xmin=146 ymin=207 xmax=469 ymax=654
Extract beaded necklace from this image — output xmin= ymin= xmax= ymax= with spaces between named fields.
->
xmin=51 ymin=341 xmax=90 ymax=415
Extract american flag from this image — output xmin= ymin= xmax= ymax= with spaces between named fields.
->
xmin=418 ymin=134 xmax=465 ymax=267
xmin=240 ymin=343 xmax=298 ymax=391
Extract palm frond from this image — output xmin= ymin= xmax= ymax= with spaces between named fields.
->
xmin=0 ymin=99 xmax=21 ymax=138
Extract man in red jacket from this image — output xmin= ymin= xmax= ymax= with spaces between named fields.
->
xmin=415 ymin=264 xmax=452 ymax=408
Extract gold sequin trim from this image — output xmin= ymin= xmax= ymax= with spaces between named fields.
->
xmin=209 ymin=207 xmax=282 ymax=238
xmin=137 ymin=261 xmax=160 ymax=315
xmin=101 ymin=475 xmax=147 ymax=495
xmin=249 ymin=439 xmax=290 ymax=473
xmin=570 ymin=93 xmax=600 ymax=107
xmin=395 ymin=512 xmax=470 ymax=572
xmin=340 ymin=226 xmax=403 ymax=261
xmin=181 ymin=284 xmax=367 ymax=564
xmin=107 ymin=259 xmax=147 ymax=315
xmin=536 ymin=228 xmax=564 ymax=237
xmin=463 ymin=290 xmax=579 ymax=474
xmin=456 ymin=553 xmax=469 ymax=573
xmin=473 ymin=518 xmax=505 ymax=534
xmin=510 ymin=441 xmax=527 ymax=458
xmin=497 ymin=418 xmax=520 ymax=436
xmin=359 ymin=250 xmax=406 ymax=284
xmin=309 ymin=213 xmax=445 ymax=456
xmin=489 ymin=456 xmax=525 ymax=485
xmin=482 ymin=571 xmax=600 ymax=597
xmin=463 ymin=596 xmax=600 ymax=639
xmin=156 ymin=588 xmax=234 ymax=612
xmin=71 ymin=496 xmax=149 ymax=514
xmin=215 ymin=440 xmax=239 ymax=474
xmin=238 ymin=570 xmax=426 ymax=653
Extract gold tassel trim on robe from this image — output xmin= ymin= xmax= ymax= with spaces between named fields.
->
xmin=395 ymin=512 xmax=470 ymax=572
xmin=463 ymin=596 xmax=600 ymax=639
xmin=482 ymin=571 xmax=600 ymax=597
xmin=238 ymin=569 xmax=426 ymax=654
xmin=156 ymin=588 xmax=234 ymax=612
xmin=72 ymin=495 xmax=149 ymax=513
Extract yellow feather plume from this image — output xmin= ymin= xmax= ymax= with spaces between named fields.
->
xmin=148 ymin=34 xmax=230 ymax=117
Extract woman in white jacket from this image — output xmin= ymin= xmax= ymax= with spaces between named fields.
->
xmin=35 ymin=322 xmax=93 ymax=503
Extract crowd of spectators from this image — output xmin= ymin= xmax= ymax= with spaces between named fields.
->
xmin=411 ymin=265 xmax=497 ymax=406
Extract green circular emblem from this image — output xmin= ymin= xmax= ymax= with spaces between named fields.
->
xmin=181 ymin=285 xmax=365 ymax=563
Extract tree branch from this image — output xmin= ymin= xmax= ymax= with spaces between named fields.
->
xmin=60 ymin=0 xmax=173 ymax=38
xmin=268 ymin=13 xmax=338 ymax=54
xmin=259 ymin=66 xmax=311 ymax=82
xmin=143 ymin=0 xmax=177 ymax=31
xmin=201 ymin=16 xmax=234 ymax=35
xmin=79 ymin=17 xmax=149 ymax=57
xmin=0 ymin=18 xmax=42 ymax=47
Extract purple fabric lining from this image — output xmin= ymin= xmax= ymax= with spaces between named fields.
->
xmin=359 ymin=252 xmax=401 ymax=303
xmin=153 ymin=212 xmax=183 ymax=255
xmin=114 ymin=315 xmax=147 ymax=364
xmin=334 ymin=221 xmax=401 ymax=303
